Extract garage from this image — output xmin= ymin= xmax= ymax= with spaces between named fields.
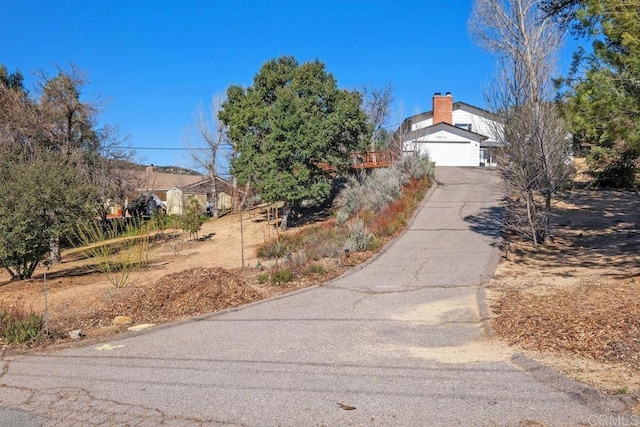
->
xmin=417 ymin=141 xmax=475 ymax=167
xmin=402 ymin=122 xmax=485 ymax=167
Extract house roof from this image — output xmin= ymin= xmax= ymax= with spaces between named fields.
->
xmin=452 ymin=101 xmax=497 ymax=120
xmin=137 ymin=169 xmax=208 ymax=192
xmin=135 ymin=168 xmax=245 ymax=197
xmin=400 ymin=122 xmax=489 ymax=143
xmin=398 ymin=100 xmax=500 ymax=138
xmin=480 ymin=140 xmax=502 ymax=148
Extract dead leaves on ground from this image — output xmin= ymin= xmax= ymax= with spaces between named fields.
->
xmin=492 ymin=282 xmax=640 ymax=368
xmin=108 ymin=267 xmax=264 ymax=323
xmin=337 ymin=403 xmax=357 ymax=411
xmin=50 ymin=267 xmax=267 ymax=332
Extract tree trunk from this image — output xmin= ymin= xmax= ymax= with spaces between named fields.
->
xmin=50 ymin=236 xmax=61 ymax=264
xmin=279 ymin=203 xmax=290 ymax=231
xmin=239 ymin=180 xmax=251 ymax=210
xmin=232 ymin=176 xmax=238 ymax=212
xmin=526 ymin=191 xmax=538 ymax=247
xmin=25 ymin=260 xmax=39 ymax=279
xmin=542 ymin=190 xmax=552 ymax=243
xmin=210 ymin=173 xmax=218 ymax=219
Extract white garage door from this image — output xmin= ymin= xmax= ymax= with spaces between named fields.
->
xmin=419 ymin=142 xmax=473 ymax=167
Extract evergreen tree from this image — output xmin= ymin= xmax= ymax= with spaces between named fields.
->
xmin=0 ymin=64 xmax=128 ymax=278
xmin=544 ymin=0 xmax=640 ymax=186
xmin=219 ymin=56 xmax=370 ymax=228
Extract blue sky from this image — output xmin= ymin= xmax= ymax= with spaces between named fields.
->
xmin=4 ymin=1 xmax=579 ymax=169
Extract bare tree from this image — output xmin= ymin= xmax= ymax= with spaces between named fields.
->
xmin=361 ymin=83 xmax=394 ymax=152
xmin=0 ymin=72 xmax=41 ymax=161
xmin=469 ymin=0 xmax=572 ymax=246
xmin=186 ymin=94 xmax=228 ymax=219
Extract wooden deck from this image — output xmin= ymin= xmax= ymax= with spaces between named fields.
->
xmin=350 ymin=151 xmax=396 ymax=169
xmin=317 ymin=151 xmax=397 ymax=172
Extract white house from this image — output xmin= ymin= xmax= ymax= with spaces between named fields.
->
xmin=398 ymin=93 xmax=503 ymax=167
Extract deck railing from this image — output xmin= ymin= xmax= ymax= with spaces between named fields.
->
xmin=350 ymin=151 xmax=396 ymax=169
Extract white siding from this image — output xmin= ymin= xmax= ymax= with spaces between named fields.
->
xmin=410 ymin=109 xmax=501 ymax=142
xmin=452 ymin=109 xmax=502 ymax=142
xmin=411 ymin=118 xmax=433 ymax=131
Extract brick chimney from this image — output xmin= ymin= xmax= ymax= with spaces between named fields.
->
xmin=433 ymin=92 xmax=453 ymax=125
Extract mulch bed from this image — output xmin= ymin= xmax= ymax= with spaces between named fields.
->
xmin=105 ymin=267 xmax=265 ymax=323
xmin=46 ymin=267 xmax=267 ymax=333
xmin=492 ymin=282 xmax=640 ymax=368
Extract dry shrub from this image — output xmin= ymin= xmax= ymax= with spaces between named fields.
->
xmin=302 ymin=225 xmax=347 ymax=260
xmin=256 ymin=241 xmax=288 ymax=259
xmin=369 ymin=199 xmax=407 ymax=237
xmin=368 ymin=177 xmax=429 ymax=238
xmin=257 ymin=227 xmax=308 ymax=259
xmin=75 ymin=220 xmax=150 ymax=289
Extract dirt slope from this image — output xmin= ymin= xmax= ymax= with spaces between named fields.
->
xmin=488 ymin=188 xmax=640 ymax=396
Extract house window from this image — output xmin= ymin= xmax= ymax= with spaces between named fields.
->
xmin=455 ymin=123 xmax=472 ymax=132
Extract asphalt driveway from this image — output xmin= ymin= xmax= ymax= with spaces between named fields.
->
xmin=0 ymin=167 xmax=628 ymax=426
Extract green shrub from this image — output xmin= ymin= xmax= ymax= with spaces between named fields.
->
xmin=587 ymin=144 xmax=639 ymax=188
xmin=257 ymin=266 xmax=294 ymax=286
xmin=344 ymin=219 xmax=373 ymax=253
xmin=306 ymin=263 xmax=327 ymax=275
xmin=152 ymin=209 xmax=168 ymax=233
xmin=0 ymin=305 xmax=44 ymax=345
xmin=180 ymin=199 xmax=207 ymax=240
xmin=397 ymin=152 xmax=435 ymax=180
xmin=257 ymin=267 xmax=292 ymax=286
xmin=367 ymin=235 xmax=382 ymax=251
xmin=271 ymin=268 xmax=293 ymax=285
xmin=257 ymin=241 xmax=288 ymax=259
xmin=164 ymin=214 xmax=182 ymax=229
xmin=334 ymin=163 xmax=416 ymax=221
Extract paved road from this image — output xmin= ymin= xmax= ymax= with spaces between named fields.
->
xmin=0 ymin=168 xmax=629 ymax=426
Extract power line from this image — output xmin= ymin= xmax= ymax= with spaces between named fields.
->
xmin=122 ymin=122 xmax=403 ymax=152
xmin=121 ymin=146 xmax=233 ymax=151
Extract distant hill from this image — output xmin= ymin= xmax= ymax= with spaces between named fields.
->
xmin=112 ymin=160 xmax=201 ymax=176
xmin=153 ymin=165 xmax=201 ymax=175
